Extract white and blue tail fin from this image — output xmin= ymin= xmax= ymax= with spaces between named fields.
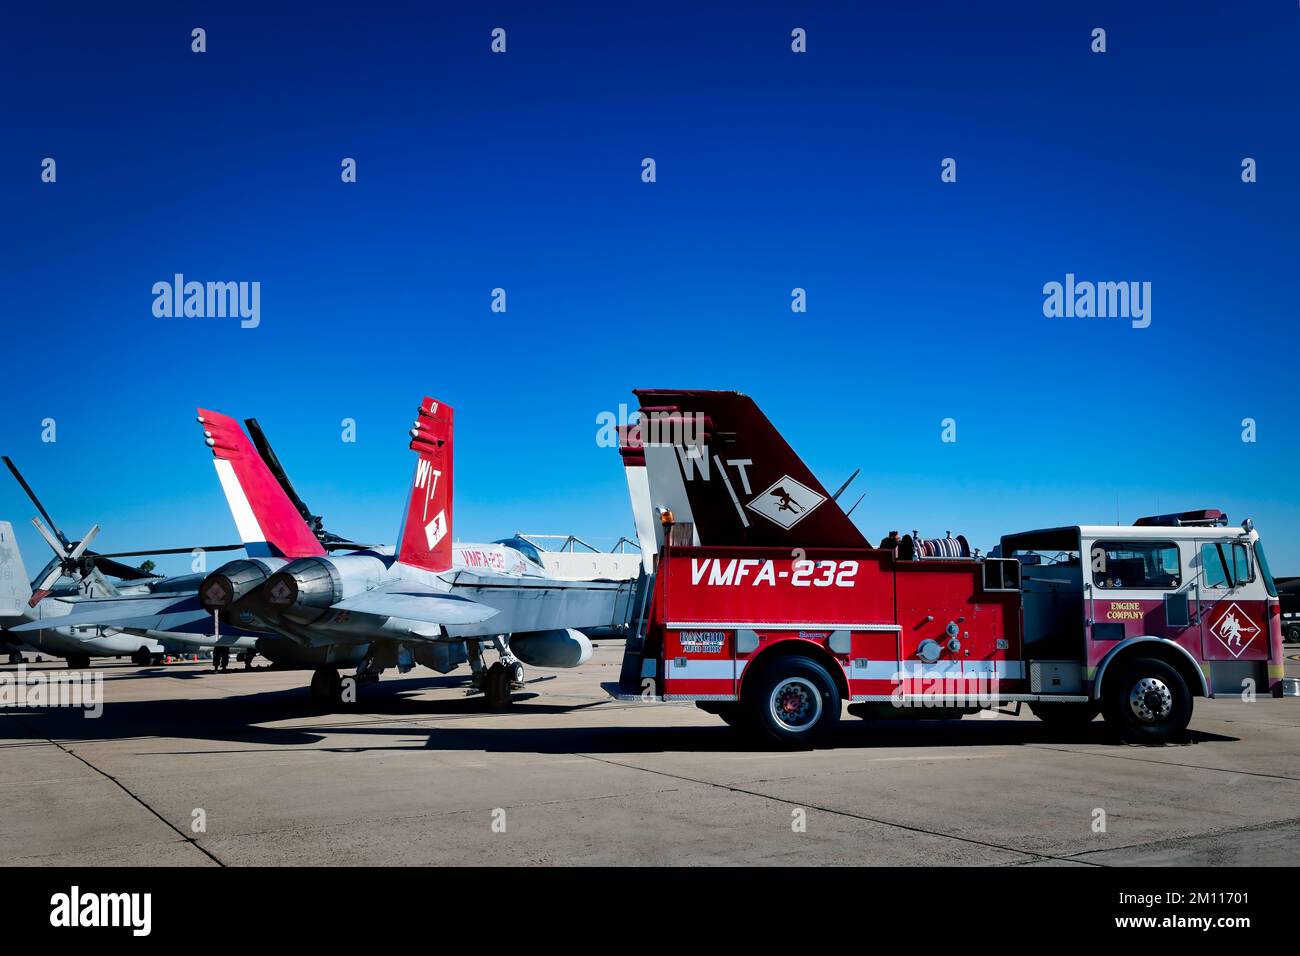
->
xmin=0 ymin=521 xmax=33 ymax=621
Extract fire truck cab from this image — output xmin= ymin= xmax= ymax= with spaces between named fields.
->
xmin=1001 ymin=510 xmax=1283 ymax=732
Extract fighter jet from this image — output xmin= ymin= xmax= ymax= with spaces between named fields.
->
xmin=46 ymin=397 xmax=641 ymax=706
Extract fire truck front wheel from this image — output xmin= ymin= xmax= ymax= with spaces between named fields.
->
xmin=1101 ymin=657 xmax=1192 ymax=744
xmin=747 ymin=656 xmax=841 ymax=746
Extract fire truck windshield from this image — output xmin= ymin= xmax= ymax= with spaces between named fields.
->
xmin=1254 ymin=540 xmax=1279 ymax=597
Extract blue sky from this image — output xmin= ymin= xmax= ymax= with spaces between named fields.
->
xmin=2 ymin=1 xmax=1298 ymax=576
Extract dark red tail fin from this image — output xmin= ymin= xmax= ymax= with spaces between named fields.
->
xmin=632 ymin=389 xmax=868 ymax=549
xmin=197 ymin=409 xmax=326 ymax=559
xmin=396 ymin=397 xmax=453 ymax=573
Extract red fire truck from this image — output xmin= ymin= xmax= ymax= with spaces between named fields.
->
xmin=613 ymin=391 xmax=1287 ymax=745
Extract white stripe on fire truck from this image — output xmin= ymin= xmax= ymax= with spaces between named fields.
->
xmin=668 ymin=659 xmax=750 ymax=680
xmin=668 ymin=659 xmax=1023 ymax=682
xmin=849 ymin=660 xmax=1025 ymax=680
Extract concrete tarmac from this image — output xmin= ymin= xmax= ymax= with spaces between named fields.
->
xmin=2 ymin=642 xmax=1298 ymax=866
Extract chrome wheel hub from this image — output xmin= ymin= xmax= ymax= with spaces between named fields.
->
xmin=769 ymin=677 xmax=822 ymax=731
xmin=1128 ymin=677 xmax=1173 ymax=722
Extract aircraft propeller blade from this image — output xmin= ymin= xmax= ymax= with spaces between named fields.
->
xmin=3 ymin=456 xmax=68 ymax=546
xmin=65 ymin=525 xmax=100 ymax=561
xmin=88 ymin=543 xmax=244 ymax=558
xmin=30 ymin=517 xmax=67 ymax=557
xmin=8 ymin=456 xmax=242 ymax=601
xmin=28 ymin=563 xmax=66 ymax=607
xmin=88 ymin=557 xmax=161 ymax=581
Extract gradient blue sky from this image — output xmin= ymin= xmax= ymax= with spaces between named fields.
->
xmin=3 ymin=1 xmax=1298 ymax=577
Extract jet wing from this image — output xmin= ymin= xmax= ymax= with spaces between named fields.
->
xmin=331 ymin=582 xmax=498 ymax=629
xmin=90 ymin=608 xmax=256 ymax=637
xmin=9 ymin=595 xmax=195 ymax=632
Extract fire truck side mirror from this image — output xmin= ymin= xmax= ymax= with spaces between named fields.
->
xmin=1164 ymin=591 xmax=1191 ymax=628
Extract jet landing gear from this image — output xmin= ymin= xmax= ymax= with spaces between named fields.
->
xmin=484 ymin=660 xmax=524 ymax=709
xmin=467 ymin=638 xmax=524 ymax=709
xmin=309 ymin=667 xmax=344 ymax=708
xmin=311 ymin=649 xmax=384 ymax=710
xmin=212 ymin=647 xmax=231 ymax=672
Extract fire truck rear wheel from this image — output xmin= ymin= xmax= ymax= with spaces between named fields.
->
xmin=1027 ymin=701 xmax=1099 ymax=725
xmin=748 ymin=656 xmax=840 ymax=746
xmin=1101 ymin=657 xmax=1192 ymax=744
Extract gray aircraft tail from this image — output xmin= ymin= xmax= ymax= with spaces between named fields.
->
xmin=0 ymin=521 xmax=33 ymax=620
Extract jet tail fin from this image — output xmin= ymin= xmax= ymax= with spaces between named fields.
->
xmin=396 ymin=397 xmax=454 ymax=574
xmin=632 ymin=389 xmax=869 ymax=549
xmin=196 ymin=409 xmax=326 ymax=559
xmin=0 ymin=521 xmax=33 ymax=619
xmin=617 ymin=424 xmax=657 ymax=573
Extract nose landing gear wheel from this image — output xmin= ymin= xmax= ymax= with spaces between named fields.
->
xmin=1101 ymin=657 xmax=1192 ymax=744
xmin=483 ymin=661 xmax=522 ymax=709
xmin=66 ymin=653 xmax=91 ymax=670
xmin=8 ymin=650 xmax=23 ymax=665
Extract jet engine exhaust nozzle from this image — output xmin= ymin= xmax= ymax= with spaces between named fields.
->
xmin=200 ymin=559 xmax=276 ymax=611
xmin=263 ymin=558 xmax=342 ymax=627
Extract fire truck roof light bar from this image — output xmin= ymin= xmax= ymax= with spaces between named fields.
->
xmin=1133 ymin=509 xmax=1228 ymax=528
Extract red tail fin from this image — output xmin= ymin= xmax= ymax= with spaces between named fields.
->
xmin=396 ymin=397 xmax=453 ymax=573
xmin=632 ymin=389 xmax=868 ymax=549
xmin=197 ymin=409 xmax=326 ymax=559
